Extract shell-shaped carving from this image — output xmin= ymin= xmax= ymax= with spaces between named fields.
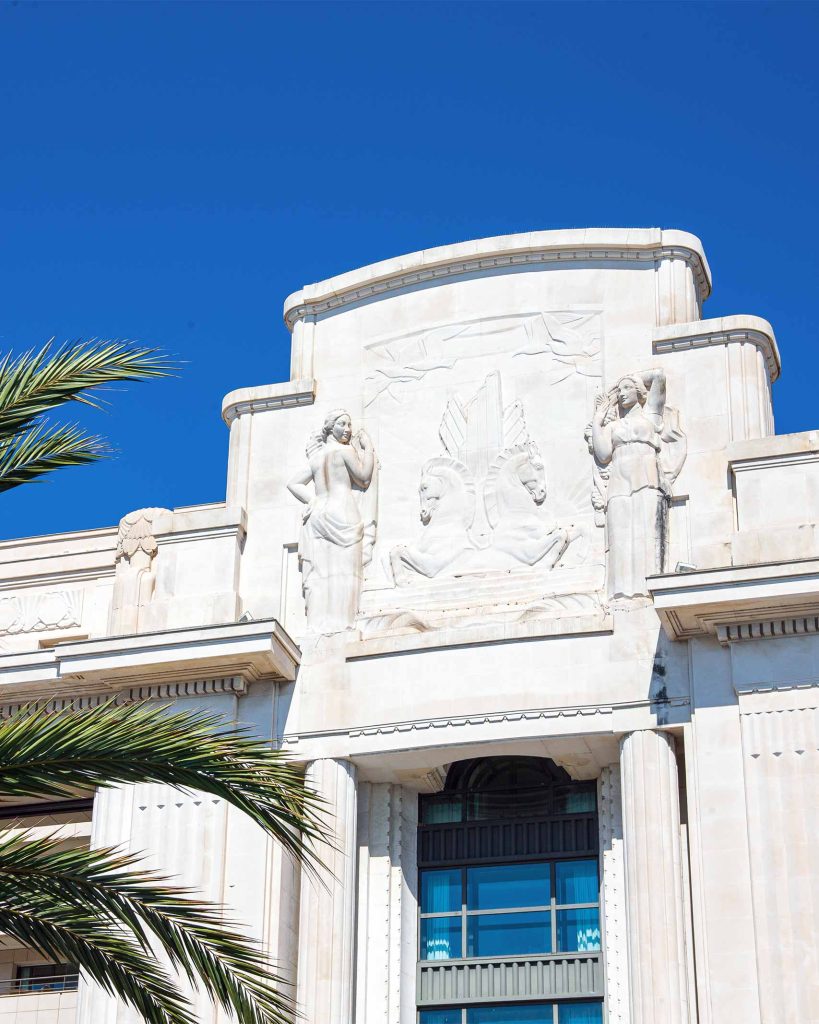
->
xmin=116 ymin=507 xmax=170 ymax=561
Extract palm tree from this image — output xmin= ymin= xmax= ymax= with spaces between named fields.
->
xmin=0 ymin=337 xmax=173 ymax=492
xmin=0 ymin=702 xmax=323 ymax=1024
xmin=0 ymin=340 xmax=323 ymax=1023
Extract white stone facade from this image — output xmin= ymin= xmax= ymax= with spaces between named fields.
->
xmin=0 ymin=227 xmax=816 ymax=1022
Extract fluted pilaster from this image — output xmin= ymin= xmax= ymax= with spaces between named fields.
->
xmin=620 ymin=730 xmax=689 ymax=1024
xmin=297 ymin=758 xmax=358 ymax=1024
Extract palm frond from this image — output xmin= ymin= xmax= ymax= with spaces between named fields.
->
xmin=0 ymin=420 xmax=109 ymax=493
xmin=0 ymin=832 xmax=297 ymax=1024
xmin=0 ymin=338 xmax=175 ymax=438
xmin=0 ymin=701 xmax=326 ymax=868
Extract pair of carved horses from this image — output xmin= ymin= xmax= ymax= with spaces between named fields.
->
xmin=390 ymin=442 xmax=573 ymax=585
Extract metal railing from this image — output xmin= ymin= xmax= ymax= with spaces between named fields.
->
xmin=0 ymin=973 xmax=79 ymax=995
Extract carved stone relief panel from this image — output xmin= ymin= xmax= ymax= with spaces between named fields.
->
xmin=389 ymin=372 xmax=580 ymax=585
xmin=0 ymin=589 xmax=83 ymax=635
xmin=353 ymin=311 xmax=606 ymax=634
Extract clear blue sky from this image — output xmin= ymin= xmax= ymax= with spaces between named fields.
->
xmin=2 ymin=1 xmax=818 ymax=540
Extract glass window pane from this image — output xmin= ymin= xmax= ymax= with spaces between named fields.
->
xmin=553 ymin=786 xmax=596 ymax=813
xmin=467 ymin=910 xmax=551 ymax=957
xmin=555 ymin=860 xmax=598 ymax=904
xmin=467 ymin=863 xmax=550 ymax=910
xmin=558 ymin=1003 xmax=603 ymax=1023
xmin=467 ymin=790 xmax=550 ymax=821
xmin=556 ymin=908 xmax=601 ymax=952
xmin=420 ymin=1010 xmax=462 ymax=1024
xmin=469 ymin=1005 xmax=552 ymax=1022
xmin=420 ymin=916 xmax=462 ymax=960
xmin=421 ymin=797 xmax=463 ymax=824
xmin=422 ymin=869 xmax=462 ymax=913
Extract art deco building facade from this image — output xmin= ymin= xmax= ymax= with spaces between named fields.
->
xmin=0 ymin=229 xmax=816 ymax=1023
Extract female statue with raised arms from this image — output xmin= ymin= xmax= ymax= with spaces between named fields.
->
xmin=591 ymin=369 xmax=685 ymax=601
xmin=287 ymin=410 xmax=377 ymax=633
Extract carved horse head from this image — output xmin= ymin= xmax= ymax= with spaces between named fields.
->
xmin=418 ymin=457 xmax=476 ymax=529
xmin=484 ymin=442 xmax=546 ymax=526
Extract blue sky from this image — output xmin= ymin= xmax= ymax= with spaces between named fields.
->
xmin=1 ymin=0 xmax=818 ymax=540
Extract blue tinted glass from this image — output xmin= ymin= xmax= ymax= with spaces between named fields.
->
xmin=558 ymin=1003 xmax=603 ymax=1023
xmin=553 ymin=786 xmax=596 ymax=813
xmin=555 ymin=860 xmax=598 ymax=904
xmin=422 ymin=869 xmax=462 ymax=913
xmin=420 ymin=1010 xmax=462 ymax=1024
xmin=469 ymin=1005 xmax=552 ymax=1022
xmin=467 ymin=910 xmax=551 ymax=957
xmin=420 ymin=916 xmax=462 ymax=960
xmin=421 ymin=797 xmax=463 ymax=824
xmin=467 ymin=863 xmax=549 ymax=910
xmin=556 ymin=908 xmax=601 ymax=952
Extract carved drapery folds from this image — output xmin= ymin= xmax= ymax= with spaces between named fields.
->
xmin=390 ymin=372 xmax=578 ymax=585
xmin=109 ymin=507 xmax=169 ymax=635
xmin=287 ymin=410 xmax=378 ymax=634
xmin=588 ymin=370 xmax=686 ymax=602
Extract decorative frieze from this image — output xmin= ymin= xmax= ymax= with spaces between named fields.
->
xmin=0 ymin=589 xmax=83 ymax=635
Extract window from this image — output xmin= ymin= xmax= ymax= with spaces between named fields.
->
xmin=417 ymin=757 xmax=604 ymax=1023
xmin=419 ymin=860 xmax=600 ymax=960
xmin=419 ymin=1003 xmax=603 ymax=1023
xmin=14 ymin=963 xmax=79 ymax=993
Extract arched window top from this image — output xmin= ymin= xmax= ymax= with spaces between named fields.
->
xmin=444 ymin=756 xmax=570 ymax=792
xmin=419 ymin=756 xmax=596 ymax=827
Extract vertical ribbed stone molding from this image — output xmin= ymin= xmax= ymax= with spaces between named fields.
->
xmin=620 ymin=731 xmax=688 ymax=1024
xmin=297 ymin=759 xmax=358 ymax=1024
xmin=599 ymin=766 xmax=630 ymax=1024
xmin=355 ymin=784 xmax=418 ymax=1024
xmin=741 ymin=707 xmax=819 ymax=1021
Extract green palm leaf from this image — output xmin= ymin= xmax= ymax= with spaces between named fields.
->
xmin=0 ymin=338 xmax=174 ymax=436
xmin=0 ymin=420 xmax=108 ymax=492
xmin=0 ymin=337 xmax=174 ymax=492
xmin=0 ymin=832 xmax=298 ymax=1024
xmin=0 ymin=702 xmax=329 ymax=1024
xmin=0 ymin=701 xmax=325 ymax=865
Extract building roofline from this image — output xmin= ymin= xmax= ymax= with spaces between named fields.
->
xmin=282 ymin=227 xmax=711 ymax=330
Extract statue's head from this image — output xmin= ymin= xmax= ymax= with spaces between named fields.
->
xmin=615 ymin=374 xmax=648 ymax=412
xmin=322 ymin=409 xmax=353 ymax=445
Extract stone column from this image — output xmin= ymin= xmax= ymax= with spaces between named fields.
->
xmin=620 ymin=730 xmax=689 ymax=1024
xmin=297 ymin=759 xmax=358 ymax=1024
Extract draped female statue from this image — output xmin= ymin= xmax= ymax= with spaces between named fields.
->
xmin=287 ymin=410 xmax=377 ymax=633
xmin=591 ymin=369 xmax=685 ymax=601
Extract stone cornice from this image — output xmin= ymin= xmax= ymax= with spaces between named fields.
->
xmin=283 ymin=694 xmax=690 ymax=748
xmin=0 ymin=618 xmax=300 ymax=703
xmin=652 ymin=315 xmax=781 ymax=382
xmin=283 ymin=229 xmax=711 ymax=329
xmin=649 ymin=558 xmax=819 ymax=641
xmin=221 ymin=379 xmax=316 ymax=426
xmin=0 ymin=675 xmax=247 ymax=718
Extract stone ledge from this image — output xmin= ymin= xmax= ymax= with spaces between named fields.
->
xmin=649 ymin=558 xmax=819 ymax=641
xmin=347 ymin=608 xmax=613 ymax=659
xmin=221 ymin=378 xmax=316 ymax=425
xmin=0 ymin=618 xmax=300 ymax=700
xmin=652 ymin=314 xmax=780 ymax=382
xmin=283 ymin=228 xmax=711 ymax=328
